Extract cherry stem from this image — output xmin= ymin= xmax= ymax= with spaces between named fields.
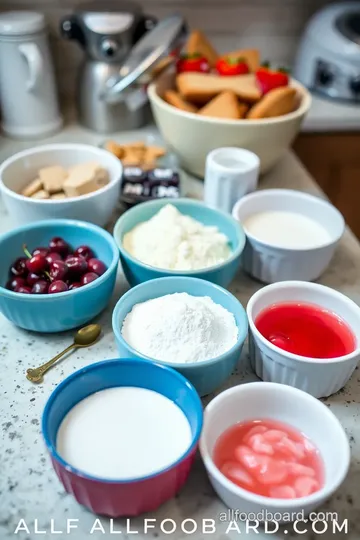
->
xmin=22 ymin=244 xmax=52 ymax=280
xmin=23 ymin=244 xmax=32 ymax=259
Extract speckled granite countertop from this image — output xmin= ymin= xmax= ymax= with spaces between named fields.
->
xmin=0 ymin=127 xmax=359 ymax=540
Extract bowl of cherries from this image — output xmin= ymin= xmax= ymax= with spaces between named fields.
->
xmin=0 ymin=219 xmax=119 ymax=332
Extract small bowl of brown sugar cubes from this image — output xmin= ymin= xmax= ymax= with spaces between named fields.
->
xmin=0 ymin=143 xmax=123 ymax=227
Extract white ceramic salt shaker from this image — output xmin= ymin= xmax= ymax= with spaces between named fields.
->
xmin=204 ymin=147 xmax=260 ymax=213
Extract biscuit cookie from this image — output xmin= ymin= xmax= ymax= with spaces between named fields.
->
xmin=199 ymin=91 xmax=241 ymax=119
xmin=185 ymin=30 xmax=219 ymax=67
xmin=221 ymin=49 xmax=260 ymax=73
xmin=246 ymin=87 xmax=297 ymax=119
xmin=164 ymin=90 xmax=198 ymax=113
xmin=176 ymin=73 xmax=261 ymax=104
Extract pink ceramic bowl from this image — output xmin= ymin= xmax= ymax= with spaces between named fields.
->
xmin=42 ymin=358 xmax=203 ymax=517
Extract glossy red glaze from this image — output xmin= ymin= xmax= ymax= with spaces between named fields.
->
xmin=50 ymin=447 xmax=196 ymax=516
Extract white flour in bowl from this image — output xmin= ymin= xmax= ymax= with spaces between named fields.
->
xmin=121 ymin=292 xmax=239 ymax=363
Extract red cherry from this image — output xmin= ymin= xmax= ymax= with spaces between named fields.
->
xmin=32 ymin=280 xmax=49 ymax=294
xmin=49 ymin=237 xmax=71 ymax=257
xmin=50 ymin=260 xmax=68 ymax=281
xmin=32 ymin=247 xmax=49 ymax=258
xmin=69 ymin=282 xmax=82 ymax=290
xmin=6 ymin=277 xmax=25 ymax=290
xmin=27 ymin=272 xmax=42 ymax=286
xmin=26 ymin=254 xmax=47 ymax=273
xmin=45 ymin=252 xmax=62 ymax=265
xmin=87 ymin=258 xmax=107 ymax=276
xmin=10 ymin=257 xmax=28 ymax=277
xmin=66 ymin=256 xmax=88 ymax=275
xmin=15 ymin=285 xmax=32 ymax=294
xmin=81 ymin=272 xmax=99 ymax=285
xmin=74 ymin=245 xmax=94 ymax=261
xmin=48 ymin=280 xmax=68 ymax=294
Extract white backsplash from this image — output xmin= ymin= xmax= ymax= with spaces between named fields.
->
xmin=0 ymin=0 xmax=339 ymax=102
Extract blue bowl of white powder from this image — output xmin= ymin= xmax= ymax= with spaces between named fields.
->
xmin=112 ymin=277 xmax=248 ymax=396
xmin=113 ymin=198 xmax=246 ymax=288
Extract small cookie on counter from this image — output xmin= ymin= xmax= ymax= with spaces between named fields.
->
xmin=199 ymin=91 xmax=241 ymax=119
xmin=247 ymin=86 xmax=297 ymax=119
xmin=105 ymin=140 xmax=167 ymax=169
xmin=22 ymin=178 xmax=43 ymax=197
xmin=39 ymin=165 xmax=67 ymax=194
xmin=164 ymin=90 xmax=198 ymax=113
xmin=105 ymin=140 xmax=124 ymax=159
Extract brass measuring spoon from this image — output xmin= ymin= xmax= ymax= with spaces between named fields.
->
xmin=26 ymin=324 xmax=102 ymax=384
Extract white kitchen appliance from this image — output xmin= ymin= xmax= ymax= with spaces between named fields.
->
xmin=294 ymin=2 xmax=360 ymax=102
xmin=0 ymin=11 xmax=62 ymax=138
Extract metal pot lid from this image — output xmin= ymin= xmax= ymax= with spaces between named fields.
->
xmin=102 ymin=14 xmax=186 ymax=100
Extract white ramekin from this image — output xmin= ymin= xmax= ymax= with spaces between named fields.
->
xmin=232 ymin=189 xmax=344 ymax=283
xmin=200 ymin=382 xmax=350 ymax=520
xmin=247 ymin=281 xmax=360 ymax=398
xmin=0 ymin=143 xmax=123 ymax=227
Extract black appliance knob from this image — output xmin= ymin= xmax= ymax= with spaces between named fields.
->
xmin=101 ymin=39 xmax=119 ymax=58
xmin=317 ymin=66 xmax=334 ymax=86
xmin=349 ymin=76 xmax=360 ymax=94
xmin=60 ymin=16 xmax=86 ymax=47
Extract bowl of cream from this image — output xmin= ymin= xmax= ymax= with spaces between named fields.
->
xmin=41 ymin=358 xmax=203 ymax=517
xmin=232 ymin=189 xmax=344 ymax=283
xmin=113 ymin=198 xmax=246 ymax=287
xmin=112 ymin=276 xmax=248 ymax=397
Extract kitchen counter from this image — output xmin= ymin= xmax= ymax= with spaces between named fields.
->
xmin=1 ymin=128 xmax=360 ymax=540
xmin=302 ymin=93 xmax=360 ymax=132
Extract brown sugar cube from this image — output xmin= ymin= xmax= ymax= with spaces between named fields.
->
xmin=51 ymin=192 xmax=67 ymax=200
xmin=31 ymin=189 xmax=50 ymax=200
xmin=63 ymin=162 xmax=109 ymax=197
xmin=21 ymin=178 xmax=43 ymax=197
xmin=39 ymin=165 xmax=68 ymax=194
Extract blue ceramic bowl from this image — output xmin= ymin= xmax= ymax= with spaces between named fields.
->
xmin=112 ymin=277 xmax=248 ymax=396
xmin=42 ymin=358 xmax=203 ymax=516
xmin=113 ymin=198 xmax=245 ymax=287
xmin=0 ymin=219 xmax=119 ymax=332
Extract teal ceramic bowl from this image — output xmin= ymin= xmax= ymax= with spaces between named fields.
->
xmin=112 ymin=277 xmax=248 ymax=396
xmin=113 ymin=198 xmax=245 ymax=287
xmin=0 ymin=219 xmax=119 ymax=332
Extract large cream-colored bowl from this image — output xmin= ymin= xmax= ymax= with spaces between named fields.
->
xmin=148 ymin=75 xmax=311 ymax=177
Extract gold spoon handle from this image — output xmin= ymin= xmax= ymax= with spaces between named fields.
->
xmin=26 ymin=343 xmax=76 ymax=383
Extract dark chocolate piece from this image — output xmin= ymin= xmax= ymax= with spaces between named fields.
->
xmin=148 ymin=168 xmax=180 ymax=184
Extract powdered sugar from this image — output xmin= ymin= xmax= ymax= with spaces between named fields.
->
xmin=121 ymin=292 xmax=238 ymax=364
xmin=122 ymin=204 xmax=232 ymax=270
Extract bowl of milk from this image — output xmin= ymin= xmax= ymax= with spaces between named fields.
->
xmin=232 ymin=189 xmax=344 ymax=283
xmin=41 ymin=358 xmax=203 ymax=517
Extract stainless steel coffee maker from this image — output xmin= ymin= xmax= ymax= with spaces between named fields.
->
xmin=60 ymin=1 xmax=157 ymax=132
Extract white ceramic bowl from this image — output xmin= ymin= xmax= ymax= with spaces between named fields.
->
xmin=200 ymin=382 xmax=350 ymax=520
xmin=148 ymin=75 xmax=311 ymax=177
xmin=0 ymin=144 xmax=123 ymax=227
xmin=247 ymin=281 xmax=360 ymax=398
xmin=232 ymin=189 xmax=344 ymax=283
